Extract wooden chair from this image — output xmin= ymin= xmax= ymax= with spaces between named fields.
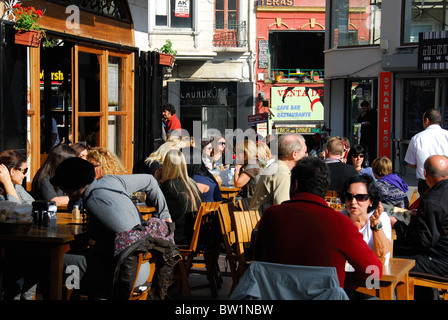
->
xmin=174 ymin=201 xmax=222 ymax=298
xmin=229 ymin=208 xmax=261 ymax=294
xmin=129 ymin=251 xmax=157 ymax=300
xmin=218 ymin=203 xmax=240 ymax=294
xmin=408 ymin=189 xmax=418 ymax=207
xmin=237 ymin=198 xmax=252 ymax=211
xmin=409 ymin=272 xmax=448 ymax=300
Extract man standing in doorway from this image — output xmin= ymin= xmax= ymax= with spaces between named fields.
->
xmin=162 ymin=103 xmax=182 ymax=138
xmin=357 ymin=101 xmax=377 ymax=164
xmin=405 ymin=108 xmax=448 ymax=195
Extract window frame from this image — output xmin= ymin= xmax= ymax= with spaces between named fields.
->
xmin=153 ymin=0 xmax=195 ymax=30
xmin=330 ymin=0 xmax=382 ymax=49
xmin=401 ymin=0 xmax=448 ymax=46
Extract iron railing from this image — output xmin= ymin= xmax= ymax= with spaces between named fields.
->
xmin=263 ymin=69 xmax=325 ymax=83
xmin=213 ymin=21 xmax=247 ymax=48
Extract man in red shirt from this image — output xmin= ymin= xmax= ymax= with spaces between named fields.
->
xmin=254 ymin=157 xmax=383 ymax=288
xmin=162 ymin=103 xmax=181 ymax=137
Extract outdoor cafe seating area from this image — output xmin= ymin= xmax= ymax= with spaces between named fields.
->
xmin=0 ymin=189 xmax=428 ymax=301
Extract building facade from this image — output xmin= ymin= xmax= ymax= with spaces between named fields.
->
xmin=325 ymin=0 xmax=448 ymax=167
xmin=147 ymin=0 xmax=257 ymax=142
xmin=0 ymin=0 xmax=164 ymax=186
xmin=253 ymin=0 xmax=326 ymax=151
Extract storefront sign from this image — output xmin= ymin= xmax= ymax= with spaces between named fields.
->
xmin=418 ymin=31 xmax=448 ymax=70
xmin=378 ymin=72 xmax=392 ymax=158
xmin=248 ymin=113 xmax=268 ymax=125
xmin=180 ymin=82 xmax=237 ymax=106
xmin=258 ymin=40 xmax=269 ymax=69
xmin=175 ymin=0 xmax=190 ymax=17
xmin=275 ymin=125 xmax=321 ymax=135
xmin=270 ymin=86 xmax=324 ymax=122
xmin=257 ymin=0 xmax=293 ymax=6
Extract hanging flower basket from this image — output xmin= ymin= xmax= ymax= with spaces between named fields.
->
xmin=14 ymin=29 xmax=42 ymax=47
xmin=159 ymin=53 xmax=175 ymax=67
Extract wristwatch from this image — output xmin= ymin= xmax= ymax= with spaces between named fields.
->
xmin=370 ymin=222 xmax=383 ymax=231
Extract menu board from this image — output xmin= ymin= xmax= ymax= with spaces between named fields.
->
xmin=258 ymin=40 xmax=269 ymax=69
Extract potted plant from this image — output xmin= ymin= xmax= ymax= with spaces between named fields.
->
xmin=12 ymin=3 xmax=44 ymax=47
xmin=273 ymin=71 xmax=283 ymax=82
xmin=159 ymin=39 xmax=177 ymax=67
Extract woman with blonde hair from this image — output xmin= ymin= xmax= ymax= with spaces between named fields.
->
xmin=234 ymin=139 xmax=263 ymax=198
xmin=144 ymin=135 xmax=190 ymax=179
xmin=160 ymin=149 xmax=202 ymax=244
xmin=86 ymin=147 xmax=127 ymax=179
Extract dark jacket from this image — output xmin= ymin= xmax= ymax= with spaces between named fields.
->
xmin=113 ymin=224 xmax=180 ymax=300
xmin=160 ymin=178 xmax=202 ymax=245
xmin=326 ymin=161 xmax=358 ymax=194
xmin=394 ymin=179 xmax=448 ymax=275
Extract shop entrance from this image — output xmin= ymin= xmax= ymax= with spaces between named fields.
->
xmin=37 ymin=40 xmax=135 ymax=169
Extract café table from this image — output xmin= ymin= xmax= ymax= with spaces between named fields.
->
xmin=344 ymin=257 xmax=416 ymax=300
xmin=137 ymin=204 xmax=156 ymax=220
xmin=0 ymin=223 xmax=84 ymax=300
xmin=220 ymin=186 xmax=241 ymax=205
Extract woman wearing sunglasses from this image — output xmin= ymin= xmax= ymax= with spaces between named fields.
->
xmin=0 ymin=150 xmax=34 ymax=204
xmin=340 ymin=174 xmax=392 ymax=264
xmin=347 ymin=144 xmax=376 ymax=180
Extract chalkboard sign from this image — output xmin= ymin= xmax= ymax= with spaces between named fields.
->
xmin=258 ymin=40 xmax=269 ymax=69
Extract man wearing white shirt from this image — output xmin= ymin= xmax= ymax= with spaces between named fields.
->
xmin=405 ymin=108 xmax=448 ymax=195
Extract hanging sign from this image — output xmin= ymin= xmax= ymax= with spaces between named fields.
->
xmin=378 ymin=72 xmax=392 ymax=159
xmin=175 ymin=0 xmax=190 ymax=18
xmin=270 ymin=86 xmax=324 ymax=122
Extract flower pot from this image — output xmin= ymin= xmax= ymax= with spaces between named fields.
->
xmin=15 ymin=30 xmax=42 ymax=48
xmin=159 ymin=53 xmax=175 ymax=67
xmin=274 ymin=75 xmax=282 ymax=82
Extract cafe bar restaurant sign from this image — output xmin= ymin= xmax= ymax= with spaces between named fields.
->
xmin=270 ymin=86 xmax=324 ymax=122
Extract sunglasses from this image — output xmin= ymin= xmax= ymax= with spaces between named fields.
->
xmin=344 ymin=192 xmax=370 ymax=202
xmin=218 ymin=142 xmax=225 ymax=146
xmin=352 ymin=154 xmax=365 ymax=159
xmin=15 ymin=167 xmax=28 ymax=174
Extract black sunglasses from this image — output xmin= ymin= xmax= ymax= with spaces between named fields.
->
xmin=344 ymin=192 xmax=370 ymax=202
xmin=352 ymin=154 xmax=365 ymax=159
xmin=15 ymin=167 xmax=28 ymax=174
xmin=218 ymin=142 xmax=225 ymax=146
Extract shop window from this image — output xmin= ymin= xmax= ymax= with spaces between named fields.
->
xmin=331 ymin=0 xmax=382 ymax=47
xmin=402 ymin=0 xmax=448 ymax=44
xmin=402 ymin=79 xmax=436 ymax=140
xmin=155 ymin=0 xmax=194 ymax=28
xmin=78 ymin=52 xmax=101 ymax=112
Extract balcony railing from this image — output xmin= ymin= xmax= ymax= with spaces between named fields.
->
xmin=264 ymin=69 xmax=325 ymax=83
xmin=213 ymin=21 xmax=247 ymax=48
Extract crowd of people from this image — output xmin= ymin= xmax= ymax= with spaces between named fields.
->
xmin=1 ymin=107 xmax=448 ymax=300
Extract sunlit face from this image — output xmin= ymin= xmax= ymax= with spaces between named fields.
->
xmin=162 ymin=109 xmax=172 ymax=120
xmin=293 ymin=139 xmax=308 ymax=161
xmin=351 ymin=153 xmax=365 ymax=168
xmin=203 ymin=143 xmax=212 ymax=156
xmin=78 ymin=149 xmax=88 ymax=160
xmin=345 ymin=182 xmax=373 ymax=218
xmin=217 ymin=138 xmax=226 ymax=152
xmin=236 ymin=148 xmax=245 ymax=164
xmin=10 ymin=162 xmax=28 ymax=185
xmin=88 ymin=160 xmax=102 ymax=179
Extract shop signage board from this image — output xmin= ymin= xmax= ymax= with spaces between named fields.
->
xmin=248 ymin=113 xmax=268 ymax=125
xmin=175 ymin=0 xmax=190 ymax=18
xmin=378 ymin=72 xmax=392 ymax=159
xmin=418 ymin=31 xmax=448 ymax=70
xmin=275 ymin=125 xmax=321 ymax=135
xmin=270 ymin=86 xmax=324 ymax=122
xmin=258 ymin=40 xmax=269 ymax=69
